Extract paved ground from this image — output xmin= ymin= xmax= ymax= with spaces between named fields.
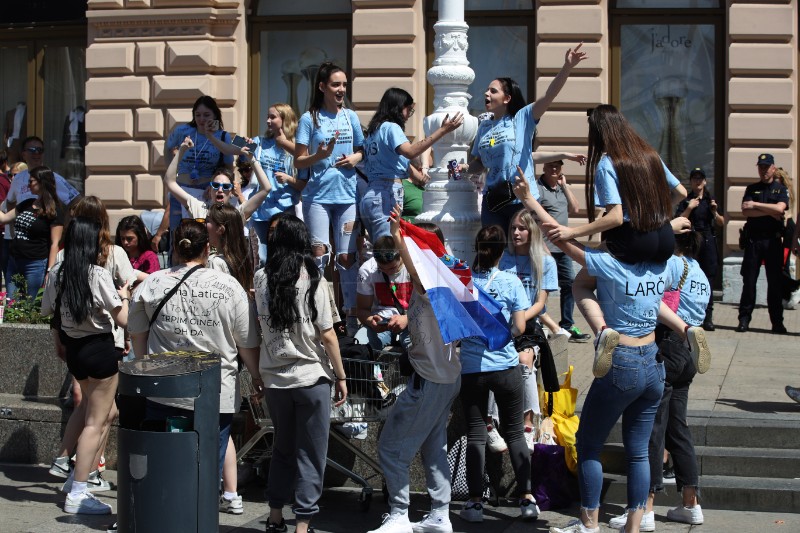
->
xmin=2 ymin=300 xmax=800 ymax=532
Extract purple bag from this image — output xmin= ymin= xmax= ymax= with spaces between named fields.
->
xmin=531 ymin=443 xmax=578 ymax=511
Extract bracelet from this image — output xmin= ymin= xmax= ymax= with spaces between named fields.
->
xmin=336 ymin=376 xmax=347 ymax=381
xmin=121 ymin=297 xmax=130 ymax=303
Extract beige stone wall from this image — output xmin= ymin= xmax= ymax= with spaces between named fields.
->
xmin=85 ymin=0 xmax=246 ymax=228
xmin=725 ymin=0 xmax=798 ymax=251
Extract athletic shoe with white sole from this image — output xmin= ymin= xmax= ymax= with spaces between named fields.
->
xmin=61 ymin=470 xmax=111 ymax=493
xmin=411 ymin=509 xmax=452 ymax=533
xmin=593 ymin=327 xmax=619 ymax=378
xmin=523 ymin=426 xmax=536 ymax=454
xmin=367 ymin=512 xmax=413 ymax=533
xmin=49 ymin=456 xmax=72 ymax=479
xmin=549 ymin=519 xmax=599 ymax=533
xmin=64 ymin=491 xmax=112 ymax=515
xmin=519 ymin=497 xmax=540 ymax=519
xmin=608 ymin=510 xmax=655 ymax=531
xmin=459 ymin=501 xmax=483 ymax=523
xmin=666 ymin=504 xmax=704 ymax=525
xmin=486 ymin=424 xmax=507 ymax=453
xmin=686 ymin=326 xmax=711 ymax=374
xmin=219 ymin=494 xmax=244 ymax=514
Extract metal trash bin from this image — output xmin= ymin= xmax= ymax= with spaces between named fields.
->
xmin=116 ymin=351 xmax=221 ymax=533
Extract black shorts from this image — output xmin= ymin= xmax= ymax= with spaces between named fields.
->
xmin=60 ymin=331 xmax=119 ymax=381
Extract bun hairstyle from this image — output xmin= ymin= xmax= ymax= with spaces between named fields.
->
xmin=674 ymin=230 xmax=703 ymax=259
xmin=174 ymin=219 xmax=208 ymax=262
xmin=473 ymin=225 xmax=506 ymax=272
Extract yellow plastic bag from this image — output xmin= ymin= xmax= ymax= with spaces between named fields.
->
xmin=540 ymin=366 xmax=579 ymax=474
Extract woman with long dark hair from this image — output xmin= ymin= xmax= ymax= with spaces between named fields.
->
xmin=458 ymin=225 xmax=539 ymax=524
xmin=361 ymin=87 xmax=462 ymax=239
xmin=116 ymin=215 xmax=161 ymax=275
xmin=164 ymin=95 xmax=233 ymax=231
xmin=675 ymin=168 xmax=723 ymax=330
xmin=41 ymin=217 xmax=130 ymax=515
xmin=206 ymin=202 xmax=254 ymax=293
xmin=294 ymin=62 xmax=364 ymax=326
xmin=456 ymin=45 xmax=587 ymax=231
xmin=0 ymin=166 xmax=65 ymax=299
xmin=255 ymin=212 xmax=347 ymax=533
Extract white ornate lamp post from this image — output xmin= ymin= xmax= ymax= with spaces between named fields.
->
xmin=416 ymin=0 xmax=480 ymax=261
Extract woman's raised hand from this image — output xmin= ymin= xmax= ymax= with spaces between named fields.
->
xmin=565 ymin=42 xmax=587 ymax=68
xmin=180 ymin=135 xmax=194 ymax=151
xmin=441 ymin=112 xmax=464 ymax=133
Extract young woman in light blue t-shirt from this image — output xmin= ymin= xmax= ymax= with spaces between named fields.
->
xmin=294 ymin=63 xmax=364 ymax=322
xmin=361 ymin=88 xmax=463 ymax=239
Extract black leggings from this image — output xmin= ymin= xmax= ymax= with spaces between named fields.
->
xmin=604 ymin=221 xmax=675 ymax=264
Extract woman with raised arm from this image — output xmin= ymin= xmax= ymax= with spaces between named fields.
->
xmin=164 ymin=96 xmax=233 ymax=230
xmin=294 ymin=62 xmax=364 ymax=326
xmin=41 ymin=218 xmax=130 ymax=516
xmin=361 ymin=88 xmax=462 ymax=239
xmin=456 ymin=44 xmax=587 ymax=231
xmin=164 ymin=136 xmax=271 ymax=221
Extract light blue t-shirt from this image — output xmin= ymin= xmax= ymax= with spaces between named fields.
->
xmin=296 ymin=108 xmax=364 ymax=204
xmin=498 ymin=252 xmax=558 ymax=306
xmin=594 ymin=155 xmax=680 ymax=222
xmin=471 ymin=103 xmax=540 ymax=200
xmin=667 ymin=255 xmax=711 ymax=327
xmin=364 ymin=122 xmax=410 ymax=181
xmin=460 ymin=268 xmax=531 ymax=374
xmin=165 ymin=123 xmax=233 ymax=183
xmin=585 ymin=247 xmax=683 ymax=337
xmin=250 ymin=136 xmax=300 ymax=222
xmin=8 ymin=169 xmax=80 ymax=206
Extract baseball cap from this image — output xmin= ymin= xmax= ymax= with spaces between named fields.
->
xmin=756 ymin=153 xmax=775 ymax=166
xmin=689 ymin=167 xmax=705 ymax=179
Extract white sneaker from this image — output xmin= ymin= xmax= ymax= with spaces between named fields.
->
xmin=367 ymin=512 xmax=413 ymax=533
xmin=519 ymin=496 xmax=539 ymax=519
xmin=593 ymin=328 xmax=619 ymax=378
xmin=608 ymin=510 xmax=655 ymax=531
xmin=219 ymin=494 xmax=244 ymax=515
xmin=459 ymin=501 xmax=483 ymax=523
xmin=64 ymin=491 xmax=112 ymax=515
xmin=666 ymin=504 xmax=704 ymax=524
xmin=486 ymin=424 xmax=507 ymax=453
xmin=686 ymin=327 xmax=711 ymax=374
xmin=411 ymin=509 xmax=452 ymax=533
xmin=49 ymin=456 xmax=72 ymax=479
xmin=524 ymin=426 xmax=536 ymax=454
xmin=62 ymin=470 xmax=111 ymax=493
xmin=549 ymin=519 xmax=600 ymax=533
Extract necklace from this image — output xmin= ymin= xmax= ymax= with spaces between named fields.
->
xmin=191 ymin=129 xmax=212 ymax=181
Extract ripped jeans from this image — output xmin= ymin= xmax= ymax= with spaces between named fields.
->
xmin=302 ymin=201 xmax=358 ymax=311
xmin=576 ymin=343 xmax=665 ymax=512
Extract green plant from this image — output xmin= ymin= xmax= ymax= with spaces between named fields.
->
xmin=3 ymin=274 xmax=51 ymax=324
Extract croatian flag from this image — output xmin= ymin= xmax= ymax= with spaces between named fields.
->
xmin=399 ymin=219 xmax=511 ymax=350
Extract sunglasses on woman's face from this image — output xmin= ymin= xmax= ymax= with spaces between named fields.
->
xmin=209 ymin=181 xmax=233 ymax=191
xmin=374 ymin=250 xmax=400 ymax=264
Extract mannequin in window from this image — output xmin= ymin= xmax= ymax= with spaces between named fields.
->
xmin=61 ymin=105 xmax=87 ymax=159
xmin=4 ymin=102 xmax=27 ymax=163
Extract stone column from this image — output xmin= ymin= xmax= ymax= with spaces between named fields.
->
xmin=415 ymin=0 xmax=479 ymax=261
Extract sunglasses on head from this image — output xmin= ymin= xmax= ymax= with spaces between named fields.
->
xmin=181 ymin=217 xmax=206 ymax=224
xmin=374 ymin=250 xmax=400 ymax=263
xmin=25 ymin=146 xmax=44 ymax=154
xmin=209 ymin=181 xmax=233 ymax=191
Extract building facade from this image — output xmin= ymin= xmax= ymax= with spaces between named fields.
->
xmin=1 ymin=0 xmax=798 ymax=298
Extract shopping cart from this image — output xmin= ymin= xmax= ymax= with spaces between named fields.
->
xmin=236 ymin=369 xmax=274 ymax=476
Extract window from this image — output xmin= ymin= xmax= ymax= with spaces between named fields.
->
xmin=249 ymin=1 xmax=352 ymax=132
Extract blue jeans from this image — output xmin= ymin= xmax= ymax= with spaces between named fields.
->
xmin=360 ymin=180 xmax=404 ymax=240
xmin=6 ymin=256 xmax=47 ymax=300
xmin=576 ymin=343 xmax=665 ymax=511
xmin=354 ymin=325 xmax=411 ymax=353
xmin=552 ymin=252 xmax=576 ymax=329
xmin=302 ymin=201 xmax=358 ymax=311
xmin=378 ymin=374 xmax=461 ymax=513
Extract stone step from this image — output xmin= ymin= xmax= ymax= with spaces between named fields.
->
xmin=604 ymin=412 xmax=800 ymax=450
xmin=602 ymin=443 xmax=800 ymax=479
xmin=602 ymin=473 xmax=800 ymax=513
xmin=0 ymin=324 xmax=68 ymax=397
xmin=0 ymin=393 xmax=67 ymax=464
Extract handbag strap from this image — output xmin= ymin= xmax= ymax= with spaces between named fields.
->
xmin=380 ymin=271 xmax=406 ymax=315
xmin=676 ymin=257 xmax=689 ymax=291
xmin=149 ymin=265 xmax=202 ymax=326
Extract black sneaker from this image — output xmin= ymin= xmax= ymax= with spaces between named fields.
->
xmin=772 ymin=324 xmax=788 ymax=334
xmin=567 ymin=326 xmax=592 ymax=343
xmin=663 ymin=462 xmax=676 ymax=485
xmin=266 ymin=519 xmax=288 ymax=532
xmin=735 ymin=319 xmax=749 ymax=332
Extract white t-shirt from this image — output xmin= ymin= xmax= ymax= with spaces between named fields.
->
xmin=128 ymin=265 xmax=259 ymax=413
xmin=254 ymin=267 xmax=335 ymax=389
xmin=356 ymin=258 xmax=413 ymax=319
xmin=41 ymin=264 xmax=122 ymax=339
xmin=185 ymin=196 xmax=246 ymax=221
xmin=407 ymin=291 xmax=461 ymax=384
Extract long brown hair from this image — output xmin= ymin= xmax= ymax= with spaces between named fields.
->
xmin=69 ymin=196 xmax=112 ymax=267
xmin=585 ymin=105 xmax=672 ymax=232
xmin=30 ymin=166 xmax=62 ymax=220
xmin=207 ymin=203 xmax=253 ymax=293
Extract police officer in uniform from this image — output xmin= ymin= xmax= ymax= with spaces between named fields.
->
xmin=737 ymin=153 xmax=789 ymax=334
xmin=676 ymin=167 xmax=724 ymax=330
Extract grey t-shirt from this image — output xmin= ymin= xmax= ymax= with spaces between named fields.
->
xmin=407 ymin=291 xmax=461 ymax=384
xmin=128 ymin=265 xmax=259 ymax=413
xmin=254 ymin=267 xmax=335 ymax=389
xmin=536 ymin=177 xmax=569 ymax=253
